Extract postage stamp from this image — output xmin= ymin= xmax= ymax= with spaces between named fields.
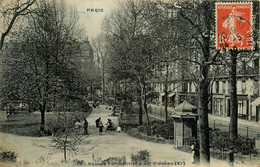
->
xmin=216 ymin=2 xmax=253 ymax=50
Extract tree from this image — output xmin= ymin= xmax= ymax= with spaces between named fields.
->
xmin=157 ymin=0 xmax=221 ymax=163
xmin=215 ymin=1 xmax=259 ymax=140
xmin=102 ymin=0 xmax=163 ymax=125
xmin=92 ymin=34 xmax=109 ymax=102
xmin=228 ymin=1 xmax=259 ymax=140
xmin=50 ymin=104 xmax=82 ymax=163
xmin=0 ymin=0 xmax=82 ymax=131
xmin=0 ymin=0 xmax=36 ymax=51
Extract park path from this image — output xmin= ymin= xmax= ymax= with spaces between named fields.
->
xmin=0 ymin=105 xmax=230 ymax=167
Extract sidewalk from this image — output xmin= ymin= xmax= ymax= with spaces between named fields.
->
xmin=148 ymin=104 xmax=260 ymax=138
xmin=208 ymin=114 xmax=260 ymax=129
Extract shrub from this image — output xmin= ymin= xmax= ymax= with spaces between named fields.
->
xmin=150 ymin=120 xmax=165 ymax=125
xmin=47 ymin=119 xmax=66 ymax=135
xmin=137 ymin=125 xmax=146 ymax=133
xmin=72 ymin=159 xmax=86 ymax=166
xmin=209 ymin=129 xmax=256 ymax=155
xmin=128 ymin=128 xmax=142 ymax=138
xmin=102 ymin=156 xmax=126 ymax=164
xmin=105 ymin=98 xmax=115 ymax=106
xmin=0 ymin=150 xmax=17 ymax=163
xmin=155 ymin=123 xmax=174 ymax=139
xmin=210 ymin=129 xmax=231 ymax=152
xmin=131 ymin=150 xmax=151 ymax=164
xmin=232 ymin=135 xmax=256 ymax=155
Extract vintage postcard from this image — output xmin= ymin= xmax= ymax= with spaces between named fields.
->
xmin=0 ymin=0 xmax=259 ymax=167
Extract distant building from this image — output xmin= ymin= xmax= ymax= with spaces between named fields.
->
xmin=79 ymin=39 xmax=94 ymax=71
xmin=78 ymin=39 xmax=101 ymax=100
xmin=147 ymin=55 xmax=260 ymax=123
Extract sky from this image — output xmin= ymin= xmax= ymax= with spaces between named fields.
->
xmin=0 ymin=0 xmax=118 ymax=42
xmin=66 ymin=0 xmax=118 ymax=41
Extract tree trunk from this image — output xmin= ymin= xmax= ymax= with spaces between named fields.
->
xmin=139 ymin=84 xmax=144 ymax=125
xmin=165 ymin=63 xmax=169 ymax=123
xmin=138 ymin=97 xmax=143 ymax=125
xmin=40 ymin=101 xmax=46 ymax=131
xmin=91 ymin=81 xmax=93 ymax=101
xmin=102 ymin=64 xmax=105 ymax=102
xmin=64 ymin=145 xmax=67 ymax=162
xmin=229 ymin=49 xmax=238 ymax=139
xmin=198 ymin=63 xmax=210 ymax=164
xmin=199 ymin=4 xmax=211 ymax=162
xmin=143 ymin=83 xmax=150 ymax=125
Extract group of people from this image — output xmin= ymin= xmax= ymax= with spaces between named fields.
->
xmin=92 ymin=101 xmax=99 ymax=108
xmin=95 ymin=117 xmax=121 ymax=135
xmin=74 ymin=116 xmax=122 ymax=136
xmin=74 ymin=117 xmax=88 ymax=135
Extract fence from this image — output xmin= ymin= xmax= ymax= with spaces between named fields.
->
xmin=209 ymin=119 xmax=260 ymax=139
xmin=147 ymin=104 xmax=260 ymax=139
xmin=147 ymin=104 xmax=174 ymax=121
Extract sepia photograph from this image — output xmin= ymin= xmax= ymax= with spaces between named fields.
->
xmin=0 ymin=0 xmax=259 ymax=166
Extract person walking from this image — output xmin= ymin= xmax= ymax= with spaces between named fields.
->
xmin=99 ymin=121 xmax=104 ymax=135
xmin=83 ymin=117 xmax=88 ymax=135
xmin=191 ymin=139 xmax=200 ymax=164
xmin=96 ymin=101 xmax=99 ymax=108
xmin=95 ymin=117 xmax=101 ymax=128
xmin=112 ymin=105 xmax=116 ymax=116
xmin=74 ymin=119 xmax=81 ymax=135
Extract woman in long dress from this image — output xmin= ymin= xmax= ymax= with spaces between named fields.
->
xmin=99 ymin=121 xmax=104 ymax=135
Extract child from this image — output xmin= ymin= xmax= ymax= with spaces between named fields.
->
xmin=117 ymin=126 xmax=121 ymax=133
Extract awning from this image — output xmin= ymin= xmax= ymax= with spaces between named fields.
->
xmin=167 ymin=93 xmax=175 ymax=98
xmin=251 ymin=97 xmax=260 ymax=106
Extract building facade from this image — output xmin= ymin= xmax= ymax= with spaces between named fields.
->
xmin=147 ymin=56 xmax=260 ymax=123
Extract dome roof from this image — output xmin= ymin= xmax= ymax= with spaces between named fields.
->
xmin=174 ymin=100 xmax=197 ymax=113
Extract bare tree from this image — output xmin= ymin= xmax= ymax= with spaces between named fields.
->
xmin=0 ymin=0 xmax=36 ymax=51
xmin=102 ymin=0 xmax=160 ymax=125
xmin=92 ymin=34 xmax=109 ymax=102
xmin=157 ymin=0 xmax=221 ymax=164
xmin=50 ymin=104 xmax=82 ymax=163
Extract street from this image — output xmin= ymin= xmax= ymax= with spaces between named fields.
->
xmin=0 ymin=105 xmax=229 ymax=167
xmin=148 ymin=104 xmax=260 ymax=138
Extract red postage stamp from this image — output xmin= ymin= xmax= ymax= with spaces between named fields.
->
xmin=216 ymin=3 xmax=253 ymax=50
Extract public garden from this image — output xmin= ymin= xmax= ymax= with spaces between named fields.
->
xmin=0 ymin=0 xmax=259 ymax=167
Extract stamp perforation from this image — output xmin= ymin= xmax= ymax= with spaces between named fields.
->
xmin=215 ymin=2 xmax=253 ymax=51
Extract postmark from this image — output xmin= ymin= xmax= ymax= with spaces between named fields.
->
xmin=216 ymin=2 xmax=253 ymax=50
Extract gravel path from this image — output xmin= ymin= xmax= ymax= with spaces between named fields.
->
xmin=0 ymin=105 xmax=229 ymax=167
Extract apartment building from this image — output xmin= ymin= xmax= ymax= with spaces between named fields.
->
xmin=147 ymin=56 xmax=260 ymax=123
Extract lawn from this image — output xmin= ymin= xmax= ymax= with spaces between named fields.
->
xmin=0 ymin=111 xmax=90 ymax=137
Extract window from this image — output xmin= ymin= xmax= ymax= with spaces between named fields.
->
xmin=216 ymin=81 xmax=219 ymax=93
xmin=182 ymin=82 xmax=188 ymax=92
xmin=242 ymin=81 xmax=246 ymax=94
xmin=227 ymin=81 xmax=230 ymax=93
xmin=238 ymin=100 xmax=243 ymax=116
xmin=222 ymin=81 xmax=226 ymax=94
